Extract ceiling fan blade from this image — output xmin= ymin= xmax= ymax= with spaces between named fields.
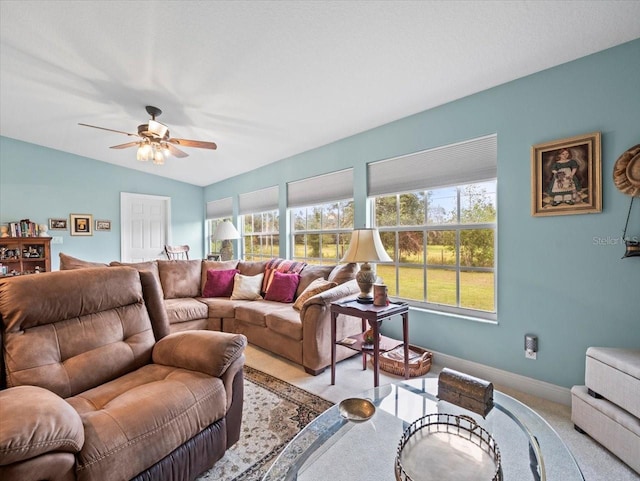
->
xmin=78 ymin=123 xmax=138 ymax=137
xmin=167 ymin=143 xmax=189 ymax=158
xmin=110 ymin=141 xmax=140 ymax=150
xmin=169 ymin=138 xmax=217 ymax=150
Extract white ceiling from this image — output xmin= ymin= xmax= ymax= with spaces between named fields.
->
xmin=2 ymin=1 xmax=639 ymax=187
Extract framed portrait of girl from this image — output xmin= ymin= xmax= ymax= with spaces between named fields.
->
xmin=531 ymin=132 xmax=601 ymax=216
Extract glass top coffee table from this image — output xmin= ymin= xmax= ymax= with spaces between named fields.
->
xmin=262 ymin=378 xmax=584 ymax=481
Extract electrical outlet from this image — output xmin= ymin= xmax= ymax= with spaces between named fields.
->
xmin=525 ymin=350 xmax=537 ymax=360
xmin=52 ymin=236 xmax=63 ymax=244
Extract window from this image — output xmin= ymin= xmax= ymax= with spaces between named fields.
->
xmin=373 ymin=180 xmax=497 ymax=318
xmin=207 ymin=217 xmax=229 ymax=255
xmin=287 ymin=169 xmax=355 ymax=265
xmin=368 ymin=134 xmax=497 ymax=319
xmin=206 ymin=197 xmax=233 ymax=256
xmin=238 ymin=186 xmax=279 ymax=260
xmin=290 ymin=200 xmax=354 ymax=264
xmin=242 ymin=210 xmax=279 ymax=260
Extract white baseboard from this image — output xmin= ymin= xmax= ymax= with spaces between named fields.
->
xmin=430 ymin=350 xmax=572 ymax=406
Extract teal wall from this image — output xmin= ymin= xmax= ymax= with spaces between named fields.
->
xmin=0 ymin=139 xmax=204 ymax=269
xmin=1 ymin=40 xmax=638 ymax=388
xmin=204 ymin=39 xmax=640 ymax=388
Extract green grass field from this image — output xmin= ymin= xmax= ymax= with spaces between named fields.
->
xmin=376 ymin=265 xmax=494 ymax=312
xmin=262 ymin=243 xmax=495 ymax=312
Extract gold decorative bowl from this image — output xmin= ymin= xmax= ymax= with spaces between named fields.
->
xmin=338 ymin=398 xmax=376 ymax=422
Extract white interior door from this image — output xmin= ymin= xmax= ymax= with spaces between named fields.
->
xmin=121 ymin=193 xmax=171 ymax=262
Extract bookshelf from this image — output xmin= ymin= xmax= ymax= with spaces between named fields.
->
xmin=0 ymin=237 xmax=52 ymax=276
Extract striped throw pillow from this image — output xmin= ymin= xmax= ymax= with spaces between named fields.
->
xmin=262 ymin=258 xmax=307 ymax=294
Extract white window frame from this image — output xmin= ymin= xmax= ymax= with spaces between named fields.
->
xmin=241 ymin=209 xmax=280 ymax=261
xmin=289 ymin=199 xmax=354 ymax=265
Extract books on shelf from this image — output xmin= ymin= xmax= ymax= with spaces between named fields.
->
xmin=7 ymin=219 xmax=41 ymax=237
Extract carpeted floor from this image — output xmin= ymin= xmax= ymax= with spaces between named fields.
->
xmin=196 ymin=366 xmax=333 ymax=481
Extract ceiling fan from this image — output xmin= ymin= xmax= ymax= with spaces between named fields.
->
xmin=79 ymin=106 xmax=217 ymax=165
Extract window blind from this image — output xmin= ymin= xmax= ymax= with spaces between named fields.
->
xmin=287 ymin=168 xmax=354 ymax=208
xmin=367 ymin=134 xmax=497 ymax=196
xmin=238 ymin=185 xmax=279 ymax=215
xmin=206 ymin=197 xmax=233 ymax=220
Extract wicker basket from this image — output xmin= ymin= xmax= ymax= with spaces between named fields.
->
xmin=377 ymin=345 xmax=432 ymax=377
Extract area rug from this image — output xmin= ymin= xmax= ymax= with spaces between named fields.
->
xmin=196 ymin=366 xmax=333 ymax=481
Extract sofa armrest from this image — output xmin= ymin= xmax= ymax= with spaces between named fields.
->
xmin=299 ymin=279 xmax=359 ymax=314
xmin=299 ymin=280 xmax=361 ymax=372
xmin=152 ymin=330 xmax=247 ymax=378
xmin=0 ymin=386 xmax=84 ymax=465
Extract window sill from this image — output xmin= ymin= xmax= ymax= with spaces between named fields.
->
xmin=407 ymin=304 xmax=498 ymax=325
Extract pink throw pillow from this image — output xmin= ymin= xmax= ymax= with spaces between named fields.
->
xmin=264 ymin=271 xmax=301 ymax=303
xmin=202 ymin=269 xmax=239 ymax=297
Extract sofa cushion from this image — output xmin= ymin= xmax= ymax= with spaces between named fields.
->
xmin=231 ymin=273 xmax=264 ymax=300
xmin=296 ymin=264 xmax=335 ymax=298
xmin=66 ymin=364 xmax=227 ymax=481
xmin=235 ymin=301 xmax=288 ymax=327
xmin=265 ymin=308 xmax=303 ymax=341
xmin=262 ymin=258 xmax=307 ymax=293
xmin=293 ymin=277 xmax=338 ymax=311
xmin=202 ymin=269 xmax=239 ymax=298
xmin=237 ymin=260 xmax=269 ymax=277
xmin=59 ymin=252 xmax=108 ymax=270
xmin=264 ymin=271 xmax=301 ymax=303
xmin=200 ymin=260 xmax=239 ymax=292
xmin=164 ymin=298 xmax=209 ymax=325
xmin=157 ymin=260 xmax=202 ymax=299
xmin=328 ymin=262 xmax=359 ymax=284
xmin=198 ymin=297 xmax=251 ymax=319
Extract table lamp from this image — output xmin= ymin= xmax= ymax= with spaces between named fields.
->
xmin=212 ymin=220 xmax=241 ymax=261
xmin=340 ymin=228 xmax=392 ymax=304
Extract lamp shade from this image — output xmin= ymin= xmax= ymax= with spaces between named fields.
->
xmin=340 ymin=228 xmax=392 ymax=263
xmin=212 ymin=220 xmax=241 ymax=241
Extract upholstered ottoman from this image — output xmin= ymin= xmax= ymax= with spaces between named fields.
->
xmin=571 ymin=347 xmax=640 ymax=474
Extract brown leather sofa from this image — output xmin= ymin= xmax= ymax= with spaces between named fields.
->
xmin=0 ymin=266 xmax=247 ymax=481
xmin=60 ymin=253 xmax=363 ymax=375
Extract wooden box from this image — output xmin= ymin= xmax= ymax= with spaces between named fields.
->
xmin=437 ymin=368 xmax=494 ymax=417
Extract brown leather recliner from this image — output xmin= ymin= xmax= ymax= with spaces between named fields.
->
xmin=0 ymin=266 xmax=247 ymax=481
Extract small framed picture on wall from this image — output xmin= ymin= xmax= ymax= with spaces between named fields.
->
xmin=49 ymin=218 xmax=68 ymax=230
xmin=95 ymin=220 xmax=111 ymax=231
xmin=70 ymin=214 xmax=93 ymax=236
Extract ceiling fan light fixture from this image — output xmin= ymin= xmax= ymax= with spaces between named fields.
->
xmin=137 ymin=141 xmax=153 ymax=162
xmin=153 ymin=147 xmax=165 ymax=165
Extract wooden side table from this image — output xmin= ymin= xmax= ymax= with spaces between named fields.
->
xmin=330 ymin=299 xmax=410 ymax=387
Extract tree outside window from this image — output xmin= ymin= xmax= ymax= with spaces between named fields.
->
xmin=242 ymin=210 xmax=279 ymax=260
xmin=373 ymin=181 xmax=496 ymax=318
xmin=291 ymin=200 xmax=354 ymax=264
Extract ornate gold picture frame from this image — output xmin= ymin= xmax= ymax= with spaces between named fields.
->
xmin=531 ymin=132 xmax=601 ymax=216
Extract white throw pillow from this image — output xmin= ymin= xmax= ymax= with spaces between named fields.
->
xmin=230 ymin=273 xmax=264 ymax=300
